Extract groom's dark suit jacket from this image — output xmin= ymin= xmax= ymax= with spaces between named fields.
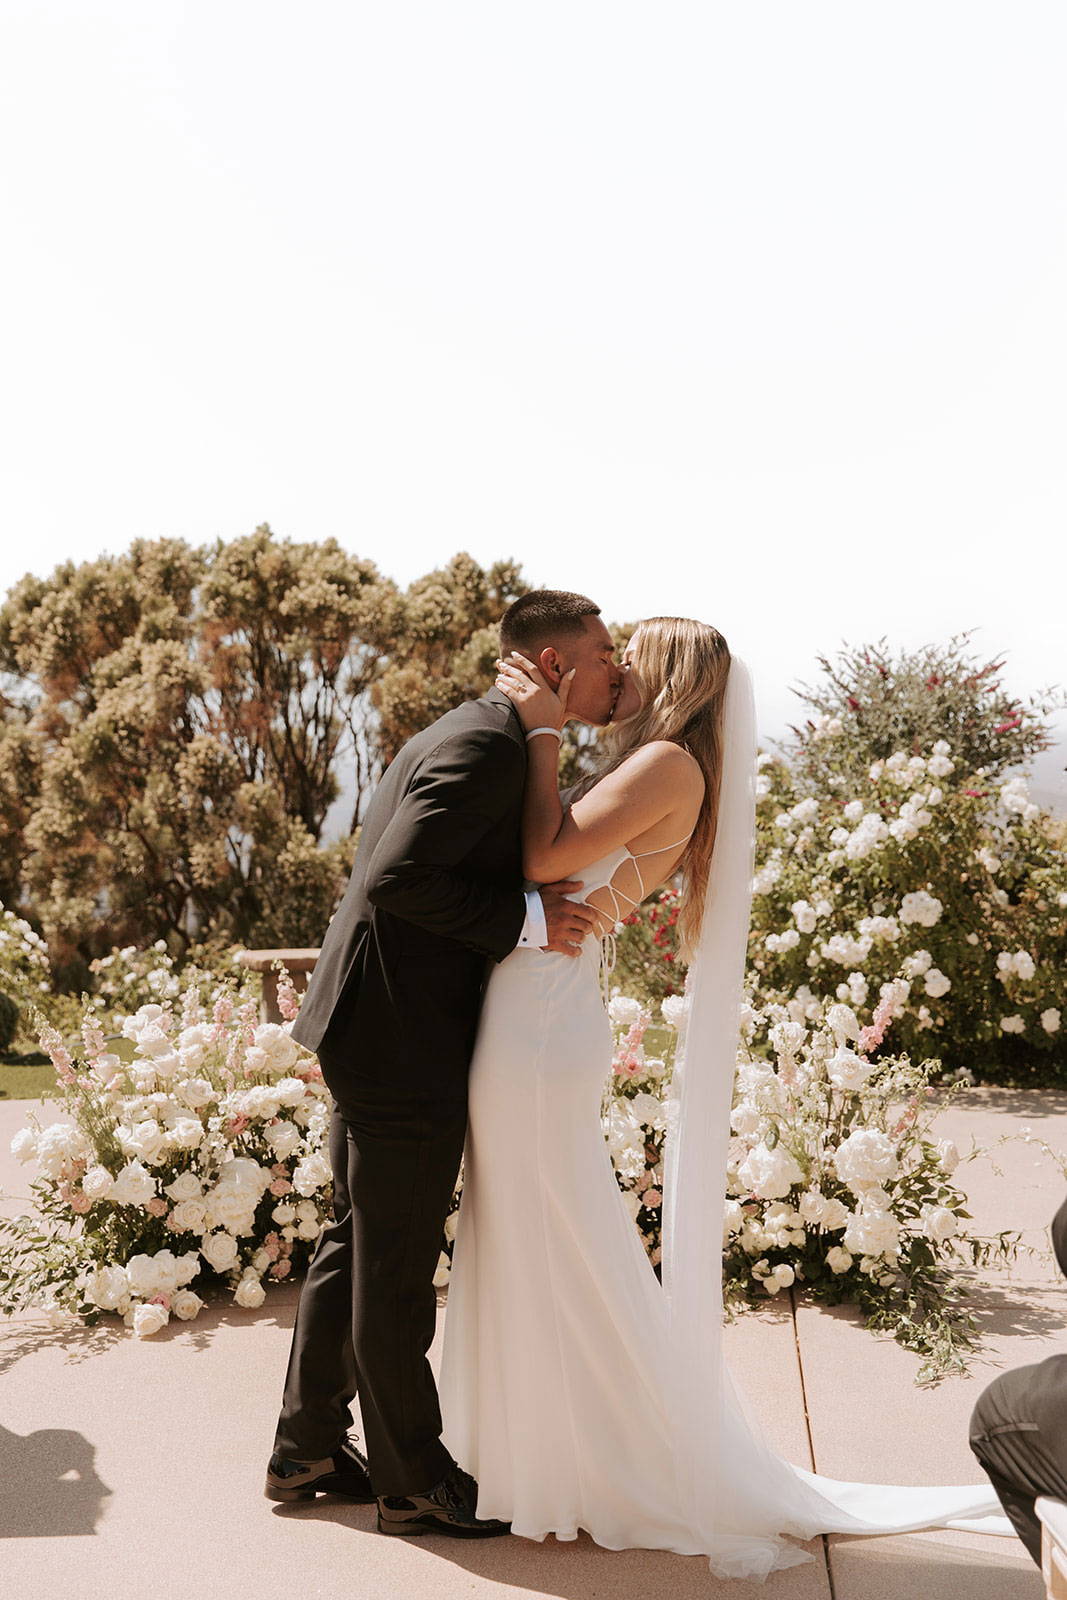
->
xmin=290 ymin=688 xmax=528 ymax=1098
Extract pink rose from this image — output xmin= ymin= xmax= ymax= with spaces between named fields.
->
xmin=269 ymin=1178 xmax=292 ymax=1196
xmin=145 ymin=1197 xmax=169 ymax=1217
xmin=263 ymin=1232 xmax=282 ymax=1260
xmin=150 ymin=1293 xmax=171 ymax=1309
xmin=270 ymin=1259 xmax=292 ymax=1280
xmin=70 ymin=1192 xmax=92 ymax=1214
xmin=644 ymin=1189 xmax=662 ymax=1208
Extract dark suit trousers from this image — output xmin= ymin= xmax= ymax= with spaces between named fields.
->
xmin=969 ymin=1354 xmax=1067 ymax=1568
xmin=272 ymin=1072 xmax=468 ymax=1496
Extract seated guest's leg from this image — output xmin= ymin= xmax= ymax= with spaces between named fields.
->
xmin=970 ymin=1360 xmax=1067 ymax=1569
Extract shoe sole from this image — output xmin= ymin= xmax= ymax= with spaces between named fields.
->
xmin=265 ymin=1480 xmax=376 ymax=1504
xmin=376 ymin=1512 xmax=511 ymax=1539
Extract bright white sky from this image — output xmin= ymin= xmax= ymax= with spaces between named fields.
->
xmin=1 ymin=3 xmax=1065 ymax=800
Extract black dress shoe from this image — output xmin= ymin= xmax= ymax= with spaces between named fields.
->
xmin=377 ymin=1462 xmax=511 ymax=1538
xmin=265 ymin=1436 xmax=375 ymax=1503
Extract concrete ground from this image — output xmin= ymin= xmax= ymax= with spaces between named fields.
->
xmin=2 ymin=1088 xmax=1064 ymax=1600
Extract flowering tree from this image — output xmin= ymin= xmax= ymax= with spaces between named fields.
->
xmin=0 ymin=535 xmax=529 ymax=982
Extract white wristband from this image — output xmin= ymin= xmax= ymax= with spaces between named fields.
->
xmin=525 ymin=726 xmax=563 ymax=744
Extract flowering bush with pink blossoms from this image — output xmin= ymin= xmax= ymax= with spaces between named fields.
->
xmin=0 ymin=965 xmax=333 ymax=1337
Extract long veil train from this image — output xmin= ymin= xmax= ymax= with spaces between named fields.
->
xmin=660 ymin=655 xmax=1012 ymax=1580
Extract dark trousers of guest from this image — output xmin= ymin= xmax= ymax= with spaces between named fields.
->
xmin=272 ymin=1070 xmax=467 ymax=1497
xmin=969 ymin=1353 xmax=1067 ymax=1569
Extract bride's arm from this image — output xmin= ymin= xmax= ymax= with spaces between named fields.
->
xmin=495 ymin=655 xmax=702 ymax=883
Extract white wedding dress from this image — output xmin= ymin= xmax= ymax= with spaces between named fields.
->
xmin=439 ymin=662 xmax=1012 ymax=1582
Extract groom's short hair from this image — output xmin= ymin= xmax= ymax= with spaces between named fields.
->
xmin=499 ymin=590 xmax=601 ymax=657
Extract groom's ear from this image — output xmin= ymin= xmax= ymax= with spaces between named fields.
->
xmin=538 ymin=647 xmax=564 ymax=686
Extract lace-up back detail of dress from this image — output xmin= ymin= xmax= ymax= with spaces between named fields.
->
xmin=563 ymin=831 xmax=694 ymax=1000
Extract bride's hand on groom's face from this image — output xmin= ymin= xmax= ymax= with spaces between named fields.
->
xmin=494 ymin=653 xmax=574 ymax=733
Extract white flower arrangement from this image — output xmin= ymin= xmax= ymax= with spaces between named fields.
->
xmin=0 ymin=966 xmax=331 ymax=1337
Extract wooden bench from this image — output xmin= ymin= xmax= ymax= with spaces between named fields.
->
xmin=236 ymin=948 xmax=320 ymax=1024
xmin=1037 ymin=1498 xmax=1067 ymax=1598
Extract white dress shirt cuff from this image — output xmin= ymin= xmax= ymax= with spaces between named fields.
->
xmin=516 ymin=889 xmax=548 ymax=950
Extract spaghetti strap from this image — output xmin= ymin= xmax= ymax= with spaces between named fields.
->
xmin=627 ymin=832 xmax=693 ymax=861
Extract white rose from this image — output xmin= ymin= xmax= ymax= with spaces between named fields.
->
xmin=274 ymin=1076 xmax=308 ymax=1108
xmin=291 ymin=1153 xmax=332 ymax=1197
xmin=608 ymin=994 xmax=644 ymax=1027
xmin=234 ymin=1274 xmax=267 ymax=1309
xmin=200 ymin=1231 xmax=240 ymax=1272
xmin=272 ymin=1202 xmax=297 ymax=1224
xmin=730 ymin=1103 xmax=762 ymax=1136
xmin=171 ymin=1288 xmax=205 ymax=1321
xmin=148 ymin=1249 xmax=185 ymax=1295
xmin=117 ymin=1119 xmax=168 ymax=1166
xmin=251 ymin=1023 xmax=300 ymax=1074
xmin=174 ymin=1250 xmax=201 ymax=1286
xmin=660 ymin=994 xmax=689 ymax=1028
xmin=178 ymin=1077 xmax=215 ymax=1110
xmin=921 ymin=1205 xmax=958 ymax=1243
xmin=267 ymin=1120 xmax=303 ymax=1159
xmin=826 ymin=1246 xmax=853 ymax=1274
xmin=204 ymin=1189 xmax=258 ymax=1236
xmin=825 ymin=1004 xmax=861 ymax=1043
xmin=109 ymin=1160 xmax=158 ymax=1208
xmin=935 ymin=1138 xmax=960 ymax=1173
xmin=10 ymin=1127 xmax=38 ymax=1164
xmin=723 ymin=1199 xmax=744 ymax=1237
xmin=630 ymin=1091 xmax=666 ymax=1129
xmin=1041 ymin=1009 xmax=1061 ymax=1035
xmin=88 ymin=1264 xmax=130 ymax=1311
xmin=125 ymin=1253 xmax=163 ymax=1298
xmin=168 ymin=1200 xmax=208 ymax=1235
xmin=826 ymin=1048 xmax=874 ymax=1092
xmin=999 ymin=1015 xmax=1026 ymax=1034
xmin=833 ymin=1129 xmax=899 ymax=1190
xmin=167 ymin=1118 xmax=204 ymax=1151
xmin=241 ymin=1085 xmax=282 ymax=1121
xmin=216 ymin=1157 xmax=273 ymax=1195
xmin=164 ymin=1171 xmax=204 ymax=1202
xmin=131 ymin=1302 xmax=169 ymax=1338
xmin=844 ymin=1208 xmax=900 ymax=1258
xmin=432 ymin=1251 xmax=451 ymax=1289
xmin=81 ymin=1165 xmax=115 ymax=1202
xmin=35 ymin=1123 xmax=92 ymax=1178
xmin=736 ymin=1140 xmax=805 ymax=1200
xmin=924 ymin=969 xmax=951 ymax=999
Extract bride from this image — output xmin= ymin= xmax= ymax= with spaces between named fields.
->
xmin=438 ymin=616 xmax=1011 ymax=1581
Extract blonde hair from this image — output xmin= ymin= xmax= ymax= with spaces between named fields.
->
xmin=584 ymin=616 xmax=731 ymax=957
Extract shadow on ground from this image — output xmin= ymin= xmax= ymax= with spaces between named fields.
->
xmin=0 ymin=1421 xmax=112 ymax=1536
xmin=268 ymin=1495 xmax=826 ymax=1597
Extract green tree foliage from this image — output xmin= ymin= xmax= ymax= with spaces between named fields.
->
xmin=0 ymin=532 xmax=526 ymax=982
xmin=371 ymin=553 xmax=527 ymax=762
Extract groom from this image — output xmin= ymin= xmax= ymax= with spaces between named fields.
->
xmin=265 ymin=589 xmax=623 ymax=1537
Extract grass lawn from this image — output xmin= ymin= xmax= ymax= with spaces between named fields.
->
xmin=0 ymin=1054 xmax=58 ymax=1101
